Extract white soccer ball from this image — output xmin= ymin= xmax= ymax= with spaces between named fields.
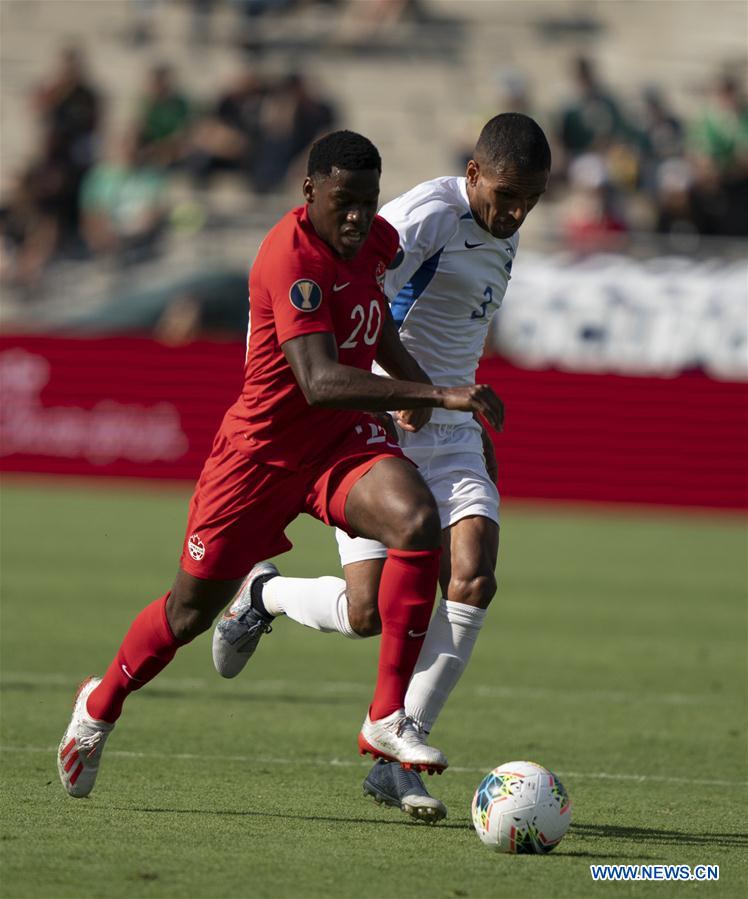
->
xmin=471 ymin=760 xmax=571 ymax=853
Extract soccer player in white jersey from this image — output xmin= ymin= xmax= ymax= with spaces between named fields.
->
xmin=213 ymin=114 xmax=550 ymax=822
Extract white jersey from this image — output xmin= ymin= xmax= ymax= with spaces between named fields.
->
xmin=377 ymin=176 xmax=518 ymax=423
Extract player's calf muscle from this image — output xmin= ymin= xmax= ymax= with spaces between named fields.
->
xmin=447 ymin=571 xmax=497 ymax=608
xmin=344 ymin=561 xmax=383 ymax=637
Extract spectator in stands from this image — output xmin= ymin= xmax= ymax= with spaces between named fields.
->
xmin=0 ymin=169 xmax=58 ymax=288
xmin=31 ymin=45 xmax=103 ymax=235
xmin=135 ymin=64 xmax=192 ymax=168
xmin=0 ymin=129 xmax=92 ymax=288
xmin=251 ymin=72 xmax=336 ymax=192
xmin=654 ymin=158 xmax=706 ymax=247
xmin=561 ymin=152 xmax=628 ymax=253
xmin=185 ymin=67 xmax=265 ymax=184
xmin=689 ymin=73 xmax=748 ymax=236
xmin=636 ymin=86 xmax=685 ymax=194
xmin=80 ymin=130 xmax=169 ymax=264
xmin=33 ymin=45 xmax=101 ymax=170
xmin=691 ymin=74 xmax=748 ymax=175
xmin=557 ymin=57 xmax=629 ymax=166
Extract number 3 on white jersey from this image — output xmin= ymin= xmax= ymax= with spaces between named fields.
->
xmin=340 ymin=300 xmax=383 ymax=349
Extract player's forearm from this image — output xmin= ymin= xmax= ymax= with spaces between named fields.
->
xmin=305 ymin=364 xmax=446 ymax=412
xmin=283 ymin=332 xmax=444 ymax=411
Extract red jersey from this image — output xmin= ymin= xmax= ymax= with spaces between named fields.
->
xmin=223 ymin=204 xmax=399 ymax=470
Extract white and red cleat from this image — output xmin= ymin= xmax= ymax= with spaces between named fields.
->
xmin=57 ymin=677 xmax=114 ymax=798
xmin=358 ymin=709 xmax=448 ymax=774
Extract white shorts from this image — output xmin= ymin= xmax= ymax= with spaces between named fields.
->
xmin=336 ymin=419 xmax=500 ymax=566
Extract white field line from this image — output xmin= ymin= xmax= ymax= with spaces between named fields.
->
xmin=2 ymin=671 xmax=742 ymax=708
xmin=2 ymin=744 xmax=747 ymax=788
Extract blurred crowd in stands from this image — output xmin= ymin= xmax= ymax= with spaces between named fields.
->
xmin=554 ymin=56 xmax=748 ymax=252
xmin=1 ymin=3 xmax=746 ymax=295
xmin=461 ymin=55 xmax=748 ymax=254
xmin=0 ymin=44 xmax=336 ymax=290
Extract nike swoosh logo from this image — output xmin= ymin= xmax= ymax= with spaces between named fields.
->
xmin=408 ymin=629 xmax=428 ymax=638
xmin=121 ymin=662 xmax=143 ymax=682
xmin=332 ymin=282 xmax=350 ymax=292
xmin=465 ymin=241 xmax=484 ymax=249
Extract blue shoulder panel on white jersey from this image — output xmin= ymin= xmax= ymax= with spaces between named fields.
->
xmin=391 ymin=247 xmax=445 ymax=328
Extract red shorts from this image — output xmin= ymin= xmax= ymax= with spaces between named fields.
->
xmin=179 ymin=422 xmax=403 ymax=580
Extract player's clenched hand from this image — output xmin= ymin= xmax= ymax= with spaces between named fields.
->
xmin=441 ymin=385 xmax=504 ymax=432
xmin=394 ymin=407 xmax=432 ymax=432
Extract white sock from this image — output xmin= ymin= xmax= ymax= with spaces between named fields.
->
xmin=405 ymin=599 xmax=487 ymax=732
xmin=262 ymin=576 xmax=361 ymax=639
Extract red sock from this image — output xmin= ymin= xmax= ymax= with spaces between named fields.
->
xmin=86 ymin=594 xmax=185 ymax=724
xmin=370 ymin=547 xmax=441 ymax=721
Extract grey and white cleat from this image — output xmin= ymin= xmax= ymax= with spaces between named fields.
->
xmin=212 ymin=562 xmax=278 ymax=678
xmin=364 ymin=759 xmax=447 ymax=823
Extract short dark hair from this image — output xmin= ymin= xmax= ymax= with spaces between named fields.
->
xmin=474 ymin=113 xmax=551 ymax=174
xmin=307 ymin=130 xmax=382 ymax=177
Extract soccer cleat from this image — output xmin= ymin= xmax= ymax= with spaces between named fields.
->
xmin=212 ymin=561 xmax=278 ymax=678
xmin=358 ymin=709 xmax=448 ymax=774
xmin=364 ymin=759 xmax=448 ymax=823
xmin=57 ymin=677 xmax=114 ymax=799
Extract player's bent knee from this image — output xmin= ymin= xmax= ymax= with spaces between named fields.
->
xmin=347 ymin=603 xmax=381 ymax=637
xmin=388 ymin=502 xmax=441 ymax=551
xmin=448 ymin=572 xmax=497 ymax=609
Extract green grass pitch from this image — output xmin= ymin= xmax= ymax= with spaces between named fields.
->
xmin=1 ymin=478 xmax=746 ymax=898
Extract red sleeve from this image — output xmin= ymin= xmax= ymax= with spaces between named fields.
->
xmin=370 ymin=215 xmax=400 ymax=266
xmin=262 ymin=241 xmax=335 ymax=347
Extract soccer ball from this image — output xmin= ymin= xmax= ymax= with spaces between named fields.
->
xmin=471 ymin=760 xmax=571 ymax=853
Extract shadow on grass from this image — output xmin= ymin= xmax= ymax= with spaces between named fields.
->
xmin=571 ymin=822 xmax=748 ymax=848
xmin=110 ymin=809 xmax=675 ymax=858
xmin=114 ymin=805 xmax=472 ymax=829
xmin=142 ymin=687 xmax=357 ymax=707
xmin=558 ymin=850 xmax=659 ymax=860
xmin=1 ymin=681 xmax=358 ymax=708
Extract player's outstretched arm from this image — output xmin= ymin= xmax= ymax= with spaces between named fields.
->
xmin=281 ymin=332 xmax=504 ymax=430
xmin=375 ymin=310 xmax=432 ymax=433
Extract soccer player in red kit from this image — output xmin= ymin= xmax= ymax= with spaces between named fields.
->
xmin=57 ymin=131 xmax=504 ymax=799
